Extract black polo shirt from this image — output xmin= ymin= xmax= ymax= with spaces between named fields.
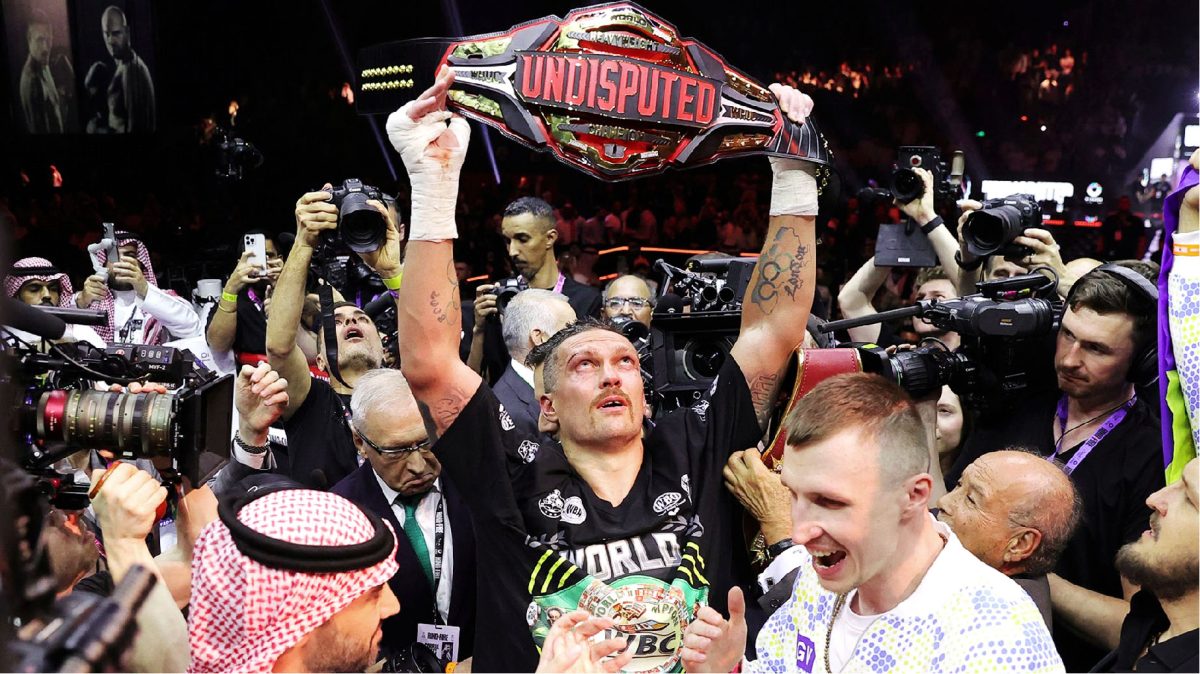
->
xmin=1091 ymin=590 xmax=1199 ymax=672
xmin=204 ymin=288 xmax=268 ymax=355
xmin=279 ymin=378 xmax=359 ymax=489
xmin=947 ymin=387 xmax=1164 ymax=671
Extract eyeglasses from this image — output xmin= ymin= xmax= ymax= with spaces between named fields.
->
xmin=354 ymin=424 xmax=432 ymax=457
xmin=604 ymin=297 xmax=653 ymax=310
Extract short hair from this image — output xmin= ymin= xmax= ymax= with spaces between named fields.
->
xmin=603 ymin=274 xmax=655 ymax=303
xmin=914 ymin=266 xmax=949 ymax=290
xmin=1068 ymin=261 xmax=1158 ymax=353
xmin=1000 ymin=447 xmax=1083 ymax=576
xmin=503 ymin=197 xmax=555 ymax=233
xmin=349 ymin=368 xmax=416 ymax=427
xmin=501 ymin=289 xmax=571 ymax=362
xmin=526 ymin=318 xmax=621 ymax=392
xmin=783 ymin=372 xmax=929 ymax=483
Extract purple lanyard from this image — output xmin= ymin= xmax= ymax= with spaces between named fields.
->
xmin=523 ymin=272 xmax=567 ymax=293
xmin=246 ymin=288 xmax=263 ymax=312
xmin=1051 ymin=395 xmax=1136 ymax=475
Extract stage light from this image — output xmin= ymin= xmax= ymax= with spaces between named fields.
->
xmin=1040 ymin=125 xmax=1047 ymax=132
xmin=975 ymin=130 xmax=986 ymax=138
xmin=341 ymin=82 xmax=355 ymax=105
xmin=1020 ymin=115 xmax=1028 ymax=122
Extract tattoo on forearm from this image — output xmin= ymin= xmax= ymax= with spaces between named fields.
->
xmin=431 ymin=290 xmax=450 ymax=324
xmin=749 ymin=224 xmax=811 ymax=315
xmin=749 ymin=373 xmax=781 ymax=425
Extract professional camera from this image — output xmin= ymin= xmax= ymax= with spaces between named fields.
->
xmin=610 ymin=315 xmax=655 ymax=400
xmin=821 ymin=272 xmax=1059 ymax=409
xmin=208 ymin=125 xmax=264 ymax=181
xmin=493 ymin=276 xmax=529 ymax=318
xmin=961 ymin=193 xmax=1042 ymax=258
xmin=889 ymin=146 xmax=963 ymax=204
xmin=654 ymin=257 xmax=756 ymax=313
xmin=5 ymin=339 xmax=233 ymax=489
xmin=324 ymin=178 xmax=395 ymax=254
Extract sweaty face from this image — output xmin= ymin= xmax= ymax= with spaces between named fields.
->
xmin=1055 ymin=306 xmax=1136 ymax=402
xmin=934 ymin=386 xmax=964 ymax=458
xmin=502 ymin=213 xmax=555 ymax=280
xmin=913 ymin=279 xmax=956 ymax=335
xmin=17 ymin=279 xmax=62 ymax=306
xmin=604 ymin=277 xmax=654 ymax=327
xmin=301 ymin=584 xmax=400 ymax=673
xmin=936 ymin=455 xmax=1027 ymax=570
xmin=781 ymin=430 xmax=906 ymax=596
xmin=354 ymin=402 xmax=440 ymax=497
xmin=544 ymin=330 xmax=645 ymax=448
xmin=1115 ymin=459 xmax=1199 ymax=600
xmin=320 ymin=306 xmax=384 ymax=372
xmin=101 ymin=10 xmax=131 ymax=60
xmin=28 ymin=23 xmax=52 ymax=65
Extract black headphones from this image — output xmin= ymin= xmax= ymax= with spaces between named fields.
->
xmin=1064 ymin=263 xmax=1158 ymax=387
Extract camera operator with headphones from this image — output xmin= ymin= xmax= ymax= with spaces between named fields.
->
xmin=945 ymin=258 xmax=1165 ymax=671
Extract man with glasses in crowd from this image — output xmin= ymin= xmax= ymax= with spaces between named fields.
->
xmin=332 ymin=369 xmax=477 ymax=665
xmin=603 ymin=274 xmax=656 ymax=328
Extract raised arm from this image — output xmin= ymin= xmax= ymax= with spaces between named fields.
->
xmin=378 ymin=68 xmax=481 ymax=436
xmin=206 ymin=250 xmax=259 ymax=353
xmin=837 ymin=257 xmax=890 ymax=343
xmin=265 ymin=191 xmax=336 ymax=420
xmin=729 ymin=83 xmax=819 ymax=427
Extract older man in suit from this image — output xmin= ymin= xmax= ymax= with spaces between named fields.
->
xmin=332 ymin=369 xmax=477 ymax=663
xmin=492 ymin=289 xmax=576 ymax=442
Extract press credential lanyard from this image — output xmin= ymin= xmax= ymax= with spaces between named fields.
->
xmin=1052 ymin=395 xmax=1136 ymax=475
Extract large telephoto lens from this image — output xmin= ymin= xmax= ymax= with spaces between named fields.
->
xmin=962 ymin=206 xmax=1024 ymax=257
xmin=29 ymin=390 xmax=175 ymax=457
xmin=890 ymin=167 xmax=926 ymax=203
xmin=338 ymin=193 xmax=387 ymax=254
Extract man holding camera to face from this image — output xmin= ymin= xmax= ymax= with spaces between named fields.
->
xmin=263 ymin=185 xmax=395 ymax=489
xmin=945 ymin=258 xmax=1165 ymax=670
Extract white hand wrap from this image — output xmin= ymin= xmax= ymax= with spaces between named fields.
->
xmin=768 ymin=158 xmax=820 ymax=217
xmin=386 ymin=102 xmax=471 ymax=241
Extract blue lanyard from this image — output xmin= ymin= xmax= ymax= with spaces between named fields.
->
xmin=1051 ymin=395 xmax=1136 ymax=475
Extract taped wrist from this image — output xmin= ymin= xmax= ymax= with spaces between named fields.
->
xmin=386 ymin=102 xmax=470 ymax=241
xmin=769 ymin=158 xmax=819 ymax=216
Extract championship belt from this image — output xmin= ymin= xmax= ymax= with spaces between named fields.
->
xmin=357 ymin=2 xmax=832 ymax=181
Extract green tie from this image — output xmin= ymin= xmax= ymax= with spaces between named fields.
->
xmin=399 ymin=497 xmax=434 ymax=588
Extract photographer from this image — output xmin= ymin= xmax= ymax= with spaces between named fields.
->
xmin=837 ymin=167 xmax=962 ymax=345
xmin=77 ymin=234 xmax=203 ymax=345
xmin=377 ymin=69 xmax=819 ymax=671
xmin=472 ymin=197 xmax=603 ymax=382
xmin=264 ymin=188 xmax=395 ymax=489
xmin=205 ymin=229 xmax=283 ymax=361
xmin=945 ymin=262 xmax=1165 ymax=671
xmin=3 ymin=256 xmax=105 ymax=347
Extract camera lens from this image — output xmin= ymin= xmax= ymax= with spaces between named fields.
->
xmin=338 ymin=193 xmax=387 ymax=254
xmin=683 ymin=337 xmax=729 ymax=379
xmin=31 ymin=389 xmax=175 ymax=457
xmin=890 ymin=167 xmax=925 ymax=203
xmin=962 ymin=206 xmax=1023 ymax=257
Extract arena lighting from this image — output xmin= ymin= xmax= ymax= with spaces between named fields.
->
xmin=317 ymin=0 xmax=397 ymax=182
xmin=1040 ymin=125 xmax=1047 ymax=132
xmin=465 ymin=274 xmax=489 ymax=282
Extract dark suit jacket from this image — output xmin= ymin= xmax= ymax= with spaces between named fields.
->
xmin=332 ymin=464 xmax=477 ymax=659
xmin=493 ymin=364 xmax=541 ymax=439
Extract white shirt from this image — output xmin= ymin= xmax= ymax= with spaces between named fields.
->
xmin=1 ymin=323 xmax=106 ymax=348
xmin=107 ymin=287 xmax=204 ymax=343
xmin=373 ymin=472 xmax=455 ymax=622
xmin=510 ymin=358 xmax=536 ymax=390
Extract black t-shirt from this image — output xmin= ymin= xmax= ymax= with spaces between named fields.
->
xmin=435 ymin=358 xmax=761 ymax=673
xmin=1091 ymin=590 xmax=1199 ymax=673
xmin=204 ymin=288 xmax=268 ymax=355
xmin=280 ymin=378 xmax=359 ymax=489
xmin=947 ymin=388 xmax=1164 ymax=671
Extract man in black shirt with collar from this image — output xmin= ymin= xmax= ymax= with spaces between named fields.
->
xmin=947 ymin=262 xmax=1165 ymax=670
xmin=206 ymin=229 xmax=283 ymax=362
xmin=370 ymin=69 xmax=821 ymax=672
xmin=1094 ymin=458 xmax=1198 ymax=673
xmin=473 ymin=197 xmax=603 ymax=383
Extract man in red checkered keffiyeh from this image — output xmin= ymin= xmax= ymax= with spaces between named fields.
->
xmin=188 ymin=489 xmax=400 ymax=673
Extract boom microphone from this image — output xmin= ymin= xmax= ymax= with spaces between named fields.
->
xmin=1 ymin=298 xmax=66 ymax=340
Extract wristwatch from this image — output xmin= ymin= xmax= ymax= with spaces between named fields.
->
xmin=764 ymin=539 xmax=795 ymax=562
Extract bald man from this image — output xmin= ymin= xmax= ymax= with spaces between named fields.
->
xmin=603 ymin=274 xmax=655 ymax=327
xmin=938 ymin=449 xmax=1083 ymax=628
xmin=98 ymin=5 xmax=155 ymax=133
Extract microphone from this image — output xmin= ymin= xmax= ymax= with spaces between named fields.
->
xmin=1 ymin=298 xmax=66 ymax=339
xmin=37 ymin=306 xmax=108 ymax=326
xmin=654 ymin=293 xmax=685 ymax=315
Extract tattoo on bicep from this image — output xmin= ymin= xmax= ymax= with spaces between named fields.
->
xmin=749 ymin=373 xmax=781 ymax=424
xmin=749 ymin=224 xmax=811 ymax=315
xmin=432 ymin=390 xmax=468 ymax=431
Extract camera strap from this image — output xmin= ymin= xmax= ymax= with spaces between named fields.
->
xmin=317 ymin=283 xmax=351 ymax=389
xmin=1052 ymin=394 xmax=1136 ymax=475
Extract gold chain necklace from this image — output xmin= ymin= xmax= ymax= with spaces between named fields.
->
xmin=824 ymin=593 xmax=848 ymax=673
